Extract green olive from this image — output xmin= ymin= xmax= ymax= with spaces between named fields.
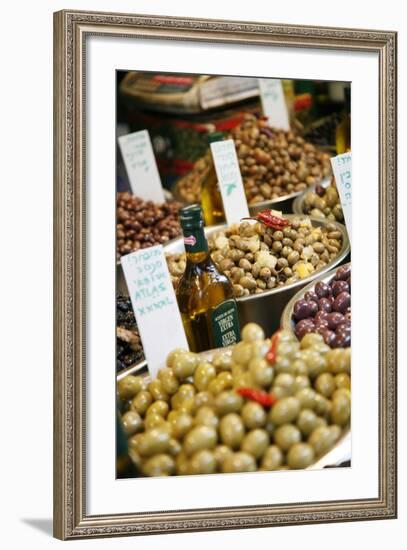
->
xmin=294 ymin=375 xmax=310 ymax=392
xmin=138 ymin=427 xmax=171 ymax=457
xmin=128 ymin=448 xmax=142 ymax=470
xmin=249 ymin=358 xmax=274 ymax=387
xmin=168 ymin=411 xmax=193 ymax=439
xmin=121 ymin=410 xmax=143 ymax=437
xmin=146 ymin=400 xmax=169 ymax=418
xmin=300 ymin=333 xmax=324 ymax=349
xmin=117 ymin=375 xmax=146 ymax=400
xmin=183 ymin=425 xmax=217 ymax=456
xmin=128 ymin=433 xmax=144 ymax=453
xmin=175 ymin=451 xmax=189 ymax=475
xmin=308 ymin=425 xmax=337 ymax=456
xmin=273 ymin=424 xmax=301 ymax=451
xmin=188 ymin=450 xmax=217 ymax=475
xmin=241 ymin=323 xmax=265 ymax=343
xmin=260 ymin=445 xmax=284 ymax=470
xmin=274 ymin=356 xmax=296 ymax=375
xmin=217 ymin=371 xmax=234 ymax=389
xmin=314 ymin=373 xmax=336 ymax=398
xmin=250 ymin=340 xmax=270 ymax=359
xmin=222 ymin=452 xmax=256 ymax=473
xmin=131 ymin=390 xmax=153 ymax=415
xmin=335 ymin=373 xmax=351 ymax=389
xmin=158 ymin=368 xmax=180 ymax=395
xmin=212 ymin=351 xmax=233 ymax=371
xmin=194 ymin=362 xmax=217 ymax=391
xmin=168 ymin=438 xmax=182 ymax=457
xmin=213 ymin=445 xmax=234 ymax=468
xmin=331 ymin=394 xmax=350 ymax=426
xmin=207 ymin=377 xmax=228 ymax=395
xmin=144 ymin=413 xmax=166 ymax=430
xmin=166 ymin=348 xmax=188 ymax=369
xmin=302 ymin=349 xmax=327 ymax=379
xmin=194 ymin=406 xmax=219 ymax=429
xmin=270 ymin=397 xmax=301 ymax=425
xmin=142 ymin=454 xmax=175 ymax=477
xmin=171 ymin=384 xmax=196 ymax=410
xmin=194 ymin=391 xmax=214 ymax=409
xmin=295 ymin=388 xmax=317 ymax=409
xmin=148 ymin=379 xmax=169 ymax=402
xmin=241 ymin=401 xmax=267 ymax=429
xmin=172 ymin=352 xmax=199 ymax=380
xmin=273 ymin=373 xmax=296 ymax=395
xmin=313 ymin=394 xmax=332 ymax=416
xmin=326 ymin=349 xmax=350 ymax=375
xmin=241 ymin=429 xmax=269 ymax=459
xmin=215 ymin=391 xmax=244 ymax=416
xmin=292 ymin=359 xmax=308 ymax=376
xmin=286 ymin=443 xmax=315 ymax=469
xmin=231 ymin=342 xmax=253 ymax=366
xmin=219 ymin=413 xmax=245 ymax=449
xmin=296 ymin=409 xmax=321 ymax=437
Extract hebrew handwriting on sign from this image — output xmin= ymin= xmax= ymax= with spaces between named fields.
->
xmin=210 ymin=139 xmax=249 ymax=225
xmin=330 ymin=152 xmax=352 ymax=243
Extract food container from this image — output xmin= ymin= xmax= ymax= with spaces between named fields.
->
xmin=292 ymin=181 xmax=330 ymax=216
xmin=118 ymin=217 xmax=349 ymax=336
xmin=117 ymin=346 xmax=350 ymax=471
xmin=280 ymin=262 xmax=351 ymax=338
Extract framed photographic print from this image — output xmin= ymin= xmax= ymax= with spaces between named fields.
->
xmin=53 ymin=9 xmax=397 ymax=540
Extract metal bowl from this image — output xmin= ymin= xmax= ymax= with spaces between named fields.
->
xmin=293 ymin=180 xmax=333 ymax=216
xmin=118 ymin=216 xmax=349 ymax=336
xmin=280 ymin=262 xmax=351 ymax=338
xmin=117 ymin=346 xmax=350 ymax=471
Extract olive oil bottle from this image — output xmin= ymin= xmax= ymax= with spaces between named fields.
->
xmin=176 ymin=205 xmax=240 ymax=352
xmin=200 ymin=132 xmax=226 ymax=226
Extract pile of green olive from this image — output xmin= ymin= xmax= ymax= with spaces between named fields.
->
xmin=118 ymin=323 xmax=350 ymax=477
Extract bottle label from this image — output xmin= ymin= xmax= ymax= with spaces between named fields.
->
xmin=183 ymin=228 xmax=208 ymax=254
xmin=210 ymin=300 xmax=241 ymax=348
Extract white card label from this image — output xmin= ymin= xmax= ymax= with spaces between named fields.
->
xmin=120 ymin=245 xmax=188 ymax=379
xmin=258 ymin=78 xmax=290 ymax=131
xmin=210 ymin=139 xmax=250 ymax=225
xmin=330 ymin=152 xmax=352 ymax=242
xmin=118 ymin=130 xmax=165 ymax=203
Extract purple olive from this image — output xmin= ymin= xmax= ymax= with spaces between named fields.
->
xmin=295 ymin=319 xmax=315 ymax=340
xmin=304 ymin=290 xmax=319 ymax=303
xmin=332 ymin=332 xmax=351 ymax=348
xmin=335 ymin=265 xmax=351 ymax=281
xmin=315 ymin=320 xmax=329 ymax=335
xmin=326 ymin=312 xmax=345 ymax=330
xmin=333 ymin=291 xmax=351 ymax=314
xmin=322 ymin=329 xmax=336 ymax=346
xmin=315 ymin=281 xmax=331 ymax=298
xmin=293 ymin=299 xmax=318 ymax=321
xmin=336 ymin=322 xmax=351 ymax=335
xmin=315 ymin=310 xmax=329 ymax=324
xmin=331 ymin=280 xmax=349 ymax=297
xmin=318 ymin=298 xmax=332 ymax=313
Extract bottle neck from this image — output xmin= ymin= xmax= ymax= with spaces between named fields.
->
xmin=182 ymin=224 xmax=210 ymax=264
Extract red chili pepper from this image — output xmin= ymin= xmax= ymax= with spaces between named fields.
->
xmin=241 ymin=210 xmax=291 ymax=231
xmin=266 ymin=330 xmax=280 ymax=365
xmin=236 ymin=387 xmax=277 ymax=408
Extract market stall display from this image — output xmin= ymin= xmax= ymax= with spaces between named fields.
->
xmin=116 ymin=192 xmax=182 ymax=259
xmin=117 ymin=323 xmax=350 ymax=476
xmin=117 ymin=294 xmax=145 ymax=372
xmin=281 ymin=264 xmax=351 ymax=348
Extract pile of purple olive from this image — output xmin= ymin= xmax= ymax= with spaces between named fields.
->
xmin=292 ymin=264 xmax=351 ymax=348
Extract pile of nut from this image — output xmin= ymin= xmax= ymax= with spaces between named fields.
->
xmin=301 ymin=180 xmax=344 ymax=222
xmin=118 ymin=324 xmax=350 ymax=476
xmin=166 ymin=216 xmax=344 ymax=297
xmin=117 ymin=294 xmax=144 ymax=372
xmin=231 ymin=114 xmax=332 ymax=204
xmin=117 ymin=193 xmax=182 ymax=259
xmin=175 ymin=152 xmax=212 ymax=204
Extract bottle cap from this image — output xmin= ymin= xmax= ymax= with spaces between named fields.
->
xmin=207 ymin=131 xmax=225 ymax=144
xmin=179 ymin=204 xmax=204 ymax=228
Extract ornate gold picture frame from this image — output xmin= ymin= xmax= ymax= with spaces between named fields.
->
xmin=53 ymin=9 xmax=397 ymax=540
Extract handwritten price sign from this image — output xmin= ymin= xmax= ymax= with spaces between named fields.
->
xmin=330 ymin=152 xmax=352 ymax=242
xmin=118 ymin=130 xmax=165 ymax=203
xmin=210 ymin=139 xmax=250 ymax=225
xmin=258 ymin=79 xmax=290 ymax=131
xmin=121 ymin=245 xmax=188 ymax=378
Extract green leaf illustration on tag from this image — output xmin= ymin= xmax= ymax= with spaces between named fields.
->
xmin=225 ymin=183 xmax=237 ymax=196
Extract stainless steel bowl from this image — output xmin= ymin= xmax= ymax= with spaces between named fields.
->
xmin=118 ymin=216 xmax=349 ymax=336
xmin=280 ymin=262 xmax=351 ymax=338
xmin=117 ymin=346 xmax=350 ymax=470
xmin=293 ymin=180 xmax=334 ymax=216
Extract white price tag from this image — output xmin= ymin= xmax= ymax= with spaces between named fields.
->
xmin=121 ymin=245 xmax=188 ymax=379
xmin=210 ymin=139 xmax=250 ymax=225
xmin=258 ymin=78 xmax=290 ymax=131
xmin=330 ymin=152 xmax=352 ymax=242
xmin=118 ymin=130 xmax=165 ymax=203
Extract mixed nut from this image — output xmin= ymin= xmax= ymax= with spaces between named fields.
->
xmin=117 ymin=192 xmax=182 ymax=259
xmin=291 ymin=265 xmax=351 ymax=348
xmin=166 ymin=215 xmax=344 ymax=297
xmin=117 ymin=323 xmax=350 ymax=476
